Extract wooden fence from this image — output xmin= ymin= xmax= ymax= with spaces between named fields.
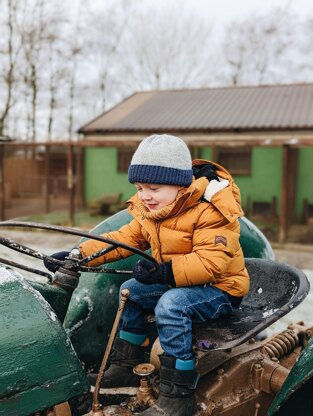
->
xmin=0 ymin=142 xmax=83 ymax=225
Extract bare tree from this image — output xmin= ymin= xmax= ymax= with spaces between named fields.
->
xmin=299 ymin=16 xmax=313 ymax=81
xmin=20 ymin=0 xmax=47 ymax=141
xmin=84 ymin=0 xmax=134 ymax=113
xmin=45 ymin=38 xmax=69 ymax=141
xmin=10 ymin=0 xmax=73 ymax=141
xmin=0 ymin=0 xmax=21 ymax=137
xmin=63 ymin=0 xmax=90 ymax=140
xmin=0 ymin=1 xmax=312 ymax=141
xmin=116 ymin=4 xmax=214 ymax=93
xmin=221 ymin=7 xmax=296 ymax=86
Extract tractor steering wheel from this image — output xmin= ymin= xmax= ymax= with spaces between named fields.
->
xmin=0 ymin=221 xmax=157 ymax=281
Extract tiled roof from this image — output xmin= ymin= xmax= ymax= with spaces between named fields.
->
xmin=78 ymin=84 xmax=313 ymax=134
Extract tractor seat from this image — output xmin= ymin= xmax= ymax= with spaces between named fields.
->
xmin=193 ymin=258 xmax=310 ymax=352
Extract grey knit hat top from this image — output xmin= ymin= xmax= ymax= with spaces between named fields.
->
xmin=128 ymin=134 xmax=193 ymax=186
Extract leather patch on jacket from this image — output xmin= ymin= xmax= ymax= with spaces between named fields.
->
xmin=215 ymin=235 xmax=227 ymax=247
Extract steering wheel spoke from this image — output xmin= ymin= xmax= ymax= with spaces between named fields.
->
xmin=80 ymin=244 xmax=117 ymax=265
xmin=0 ymin=221 xmax=156 ymax=278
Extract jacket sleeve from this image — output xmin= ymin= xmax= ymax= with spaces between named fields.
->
xmin=171 ymin=207 xmax=241 ymax=287
xmin=79 ymin=219 xmax=149 ymax=266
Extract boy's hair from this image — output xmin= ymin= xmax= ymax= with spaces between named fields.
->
xmin=128 ymin=134 xmax=193 ymax=186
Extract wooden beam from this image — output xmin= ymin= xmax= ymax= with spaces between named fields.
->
xmin=67 ymin=142 xmax=75 ymax=227
xmin=44 ymin=145 xmax=51 ymax=213
xmin=287 ymin=148 xmax=298 ymax=225
xmin=279 ymin=145 xmax=289 ymax=243
xmin=0 ymin=145 xmax=5 ymax=221
xmin=75 ymin=145 xmax=84 ymax=208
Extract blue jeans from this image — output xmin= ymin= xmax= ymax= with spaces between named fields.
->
xmin=119 ymin=278 xmax=234 ymax=360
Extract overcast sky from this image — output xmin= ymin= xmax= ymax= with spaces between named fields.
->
xmin=182 ymin=0 xmax=313 ymax=22
xmin=81 ymin=0 xmax=313 ymax=25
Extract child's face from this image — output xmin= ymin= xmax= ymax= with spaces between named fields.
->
xmin=135 ymin=183 xmax=182 ymax=211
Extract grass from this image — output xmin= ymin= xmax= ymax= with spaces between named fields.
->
xmin=17 ymin=210 xmax=108 ymax=230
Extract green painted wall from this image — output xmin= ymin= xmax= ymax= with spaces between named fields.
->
xmin=200 ymin=148 xmax=212 ymax=160
xmin=84 ymin=146 xmax=313 ymax=222
xmin=295 ymin=148 xmax=313 ymax=219
xmin=233 ymin=147 xmax=282 ymax=211
xmin=84 ymin=146 xmax=282 ymax=210
xmin=84 ymin=147 xmax=135 ymax=202
xmin=202 ymin=147 xmax=282 ymax=211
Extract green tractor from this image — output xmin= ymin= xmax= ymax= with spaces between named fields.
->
xmin=0 ymin=211 xmax=312 ymax=416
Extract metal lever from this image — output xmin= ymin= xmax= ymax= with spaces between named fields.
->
xmin=89 ymin=288 xmax=130 ymax=416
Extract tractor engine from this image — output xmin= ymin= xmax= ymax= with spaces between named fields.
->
xmin=193 ymin=323 xmax=312 ymax=415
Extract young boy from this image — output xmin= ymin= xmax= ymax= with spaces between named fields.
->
xmin=47 ymin=134 xmax=249 ymax=416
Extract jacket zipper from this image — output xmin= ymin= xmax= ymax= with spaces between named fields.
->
xmin=156 ymin=221 xmax=163 ymax=262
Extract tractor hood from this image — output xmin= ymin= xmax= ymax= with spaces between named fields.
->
xmin=0 ymin=266 xmax=89 ymax=416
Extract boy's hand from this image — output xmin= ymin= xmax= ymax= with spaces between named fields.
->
xmin=44 ymin=251 xmax=71 ymax=273
xmin=133 ymin=259 xmax=176 ymax=287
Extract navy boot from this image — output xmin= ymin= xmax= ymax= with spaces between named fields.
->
xmin=140 ymin=355 xmax=199 ymax=416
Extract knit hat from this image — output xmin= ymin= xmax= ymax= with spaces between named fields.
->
xmin=128 ymin=134 xmax=193 ymax=186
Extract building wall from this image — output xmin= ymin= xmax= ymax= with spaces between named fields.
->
xmin=84 ymin=147 xmax=134 ymax=202
xmin=234 ymin=147 xmax=282 ymax=211
xmin=84 ymin=145 xmax=313 ymax=222
xmin=203 ymin=147 xmax=282 ymax=214
xmin=295 ymin=148 xmax=313 ymax=220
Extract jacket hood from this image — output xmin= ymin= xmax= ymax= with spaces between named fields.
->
xmin=193 ymin=159 xmax=243 ymax=221
xmin=193 ymin=159 xmax=233 ymax=181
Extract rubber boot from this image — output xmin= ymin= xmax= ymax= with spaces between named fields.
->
xmin=88 ymin=337 xmax=145 ymax=391
xmin=140 ymin=355 xmax=199 ymax=416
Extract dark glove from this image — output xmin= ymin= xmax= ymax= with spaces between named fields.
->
xmin=193 ymin=163 xmax=219 ymax=182
xmin=43 ymin=250 xmax=71 ymax=273
xmin=133 ymin=259 xmax=176 ymax=287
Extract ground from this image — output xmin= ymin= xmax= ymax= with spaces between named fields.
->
xmin=272 ymin=243 xmax=313 ymax=270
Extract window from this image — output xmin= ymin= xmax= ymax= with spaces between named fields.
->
xmin=190 ymin=147 xmax=201 ymax=159
xmin=118 ymin=147 xmax=135 ymax=173
xmin=217 ymin=147 xmax=252 ymax=175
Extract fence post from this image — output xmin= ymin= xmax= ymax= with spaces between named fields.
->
xmin=45 ymin=144 xmax=51 ymax=213
xmin=67 ymin=141 xmax=75 ymax=226
xmin=0 ymin=144 xmax=4 ymax=221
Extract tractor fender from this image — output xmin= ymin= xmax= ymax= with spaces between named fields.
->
xmin=0 ymin=266 xmax=89 ymax=416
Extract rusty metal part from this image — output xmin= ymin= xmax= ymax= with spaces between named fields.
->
xmin=84 ymin=322 xmax=313 ymax=416
xmin=102 ymin=406 xmax=132 ymax=415
xmin=252 ymin=359 xmax=290 ymax=394
xmin=194 ymin=325 xmax=311 ymax=416
xmin=288 ymin=321 xmax=313 ymax=347
xmin=133 ymin=363 xmax=157 ymax=407
xmin=54 ymin=402 xmax=72 ymax=416
xmin=262 ymin=330 xmax=299 ymax=360
xmin=149 ymin=337 xmax=163 ymax=370
xmin=254 ymin=402 xmax=261 ymax=416
xmin=30 ymin=402 xmax=71 ymax=415
xmin=89 ymin=288 xmax=130 ymax=415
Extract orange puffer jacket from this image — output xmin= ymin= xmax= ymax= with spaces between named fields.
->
xmin=79 ymin=160 xmax=250 ymax=297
